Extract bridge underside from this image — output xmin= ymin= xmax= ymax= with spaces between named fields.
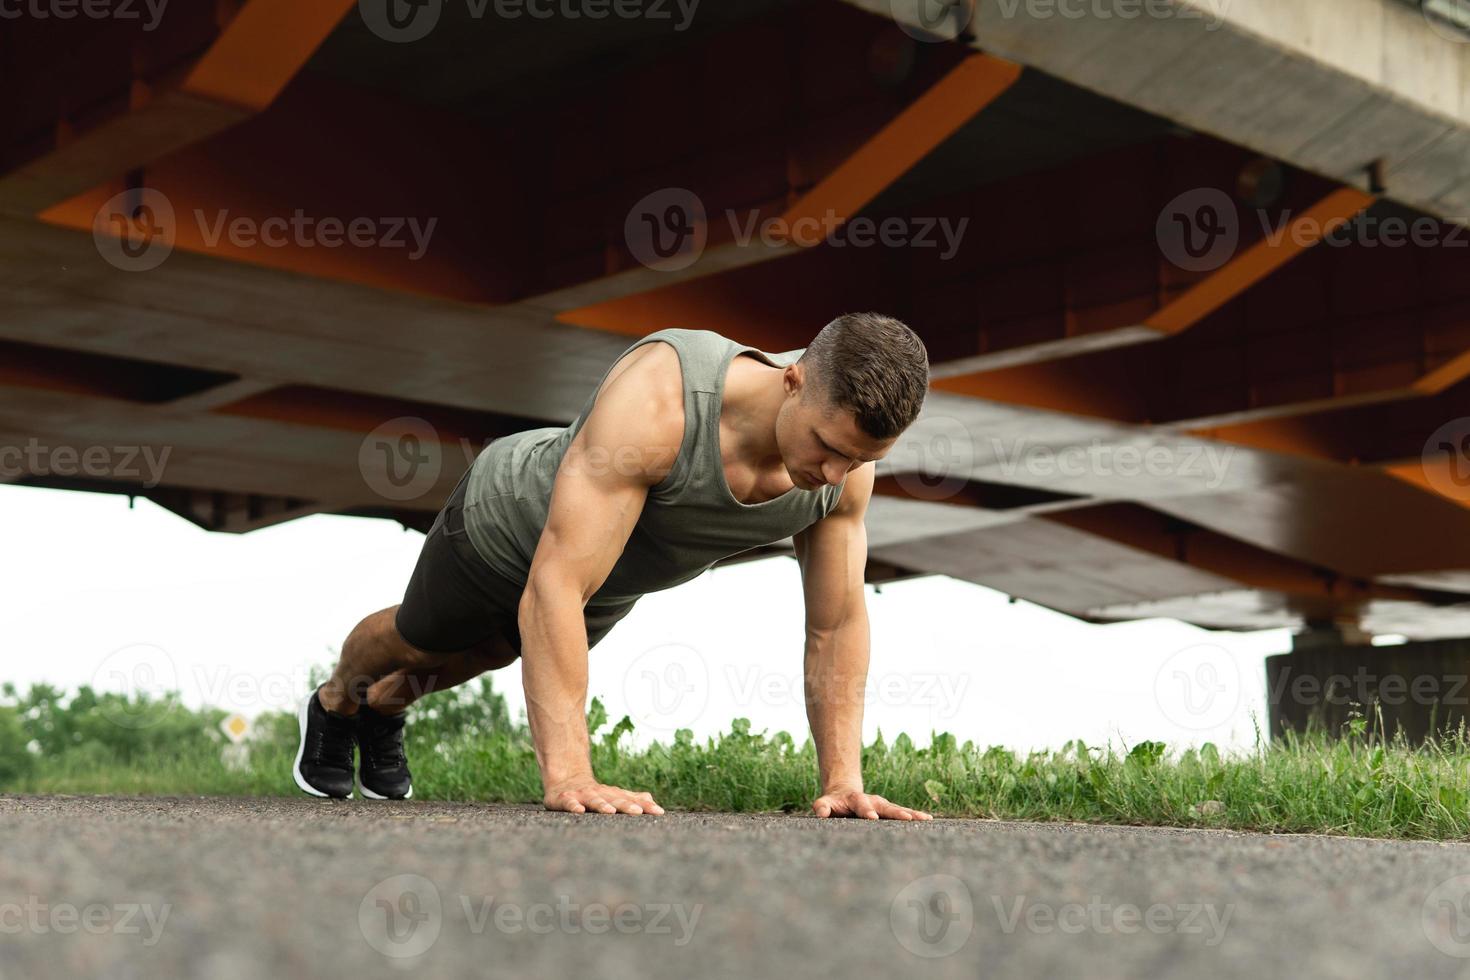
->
xmin=4 ymin=0 xmax=1470 ymax=638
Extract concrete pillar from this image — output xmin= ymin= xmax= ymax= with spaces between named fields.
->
xmin=1266 ymin=629 xmax=1470 ymax=743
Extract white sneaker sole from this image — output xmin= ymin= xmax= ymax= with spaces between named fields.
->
xmin=292 ymin=689 xmax=338 ymax=799
xmin=356 ymin=773 xmax=413 ymax=801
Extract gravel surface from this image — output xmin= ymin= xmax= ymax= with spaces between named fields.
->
xmin=4 ymin=794 xmax=1470 ymax=979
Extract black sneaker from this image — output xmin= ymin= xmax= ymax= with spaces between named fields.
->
xmin=356 ymin=703 xmax=413 ymax=800
xmin=293 ymin=687 xmax=357 ymax=799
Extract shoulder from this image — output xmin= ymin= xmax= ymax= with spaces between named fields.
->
xmin=829 ymin=461 xmax=876 ymax=519
xmin=581 ymin=340 xmax=687 ymax=484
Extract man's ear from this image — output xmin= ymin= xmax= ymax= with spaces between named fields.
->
xmin=784 ymin=362 xmax=805 ymax=399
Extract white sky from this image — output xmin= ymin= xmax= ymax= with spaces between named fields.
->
xmin=3 ymin=483 xmax=1292 ymax=756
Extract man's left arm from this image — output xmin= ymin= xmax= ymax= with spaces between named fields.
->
xmin=793 ymin=462 xmax=933 ymax=822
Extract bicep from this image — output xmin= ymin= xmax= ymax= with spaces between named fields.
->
xmin=525 ymin=360 xmax=680 ymax=605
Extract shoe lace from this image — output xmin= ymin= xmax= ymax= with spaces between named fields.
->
xmin=360 ymin=711 xmax=407 ymax=768
xmin=312 ymin=712 xmax=356 ymax=768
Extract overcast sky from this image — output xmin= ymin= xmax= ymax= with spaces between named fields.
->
xmin=4 ymin=483 xmax=1294 ymax=756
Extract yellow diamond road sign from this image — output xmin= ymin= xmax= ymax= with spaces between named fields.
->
xmin=221 ymin=713 xmax=250 ymax=744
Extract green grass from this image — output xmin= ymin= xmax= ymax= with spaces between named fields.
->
xmin=6 ymin=678 xmax=1470 ymax=840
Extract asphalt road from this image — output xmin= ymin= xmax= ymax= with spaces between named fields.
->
xmin=4 ymin=795 xmax=1470 ymax=979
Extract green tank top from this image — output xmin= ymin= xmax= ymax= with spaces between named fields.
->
xmin=460 ymin=327 xmax=847 ymax=607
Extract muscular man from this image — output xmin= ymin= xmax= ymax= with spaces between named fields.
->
xmin=293 ymin=312 xmax=934 ymax=821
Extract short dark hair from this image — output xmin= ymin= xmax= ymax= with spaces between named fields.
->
xmin=797 ymin=312 xmax=929 ymax=440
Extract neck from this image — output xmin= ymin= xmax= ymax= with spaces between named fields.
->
xmin=724 ymin=356 xmax=788 ymax=471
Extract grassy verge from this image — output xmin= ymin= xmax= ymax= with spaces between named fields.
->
xmin=5 ymin=679 xmax=1470 ymax=840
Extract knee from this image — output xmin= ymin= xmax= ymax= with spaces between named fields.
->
xmin=379 ymin=607 xmax=453 ymax=669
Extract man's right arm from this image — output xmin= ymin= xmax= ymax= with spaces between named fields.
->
xmin=518 ymin=349 xmax=682 ymax=816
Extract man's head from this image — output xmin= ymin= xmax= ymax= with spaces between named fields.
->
xmin=777 ymin=312 xmax=930 ymax=489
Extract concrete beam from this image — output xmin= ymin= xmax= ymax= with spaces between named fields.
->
xmin=864 ymin=0 xmax=1470 ymax=221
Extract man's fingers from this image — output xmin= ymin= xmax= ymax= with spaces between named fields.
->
xmin=583 ymin=796 xmax=615 ymax=814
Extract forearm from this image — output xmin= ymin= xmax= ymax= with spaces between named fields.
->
xmin=518 ymin=580 xmax=594 ymax=786
xmin=803 ymin=614 xmax=871 ymax=792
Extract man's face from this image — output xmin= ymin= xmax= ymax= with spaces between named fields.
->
xmin=778 ymin=367 xmax=897 ymax=489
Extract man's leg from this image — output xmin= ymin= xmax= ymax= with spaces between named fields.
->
xmin=318 ymin=604 xmax=518 ymax=716
xmin=364 ymin=633 xmax=519 ymax=715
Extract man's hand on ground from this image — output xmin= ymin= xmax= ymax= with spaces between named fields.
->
xmin=812 ymin=786 xmax=933 ymax=821
xmin=543 ymin=777 xmax=666 ymax=815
